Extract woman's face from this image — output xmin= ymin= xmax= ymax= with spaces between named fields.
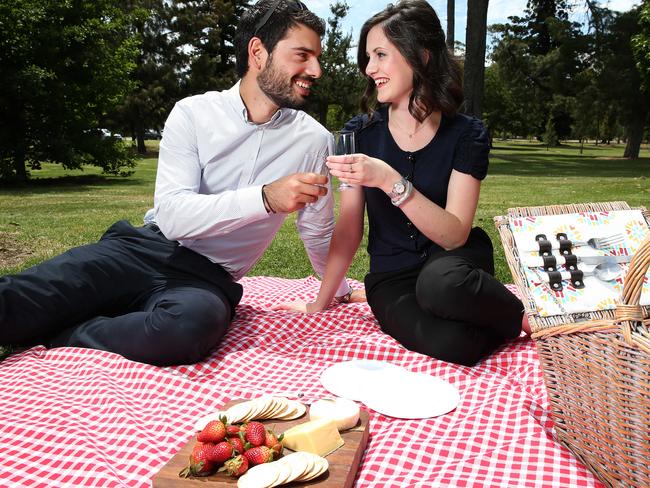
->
xmin=364 ymin=24 xmax=414 ymax=107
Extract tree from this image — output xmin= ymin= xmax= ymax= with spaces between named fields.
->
xmin=483 ymin=63 xmax=537 ymax=138
xmin=632 ymin=0 xmax=650 ymax=91
xmin=114 ymin=0 xmax=180 ymax=154
xmin=447 ymin=0 xmax=455 ymax=52
xmin=463 ymin=0 xmax=489 ymax=117
xmin=0 ymin=0 xmax=138 ymax=181
xmin=600 ymin=8 xmax=649 ymax=159
xmin=489 ymin=1 xmax=586 ymax=138
xmin=169 ymin=0 xmax=249 ymax=98
xmin=308 ymin=2 xmax=363 ymax=130
xmin=543 ymin=112 xmax=559 ymax=147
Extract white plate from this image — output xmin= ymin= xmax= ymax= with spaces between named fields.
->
xmin=319 ymin=360 xmax=406 ymax=401
xmin=361 ymin=370 xmax=460 ymax=419
xmin=320 ymin=360 xmax=460 ymax=419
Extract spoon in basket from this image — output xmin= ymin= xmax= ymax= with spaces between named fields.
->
xmin=542 ymin=261 xmax=623 ymax=283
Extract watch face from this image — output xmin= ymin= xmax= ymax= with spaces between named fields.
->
xmin=393 ymin=182 xmax=405 ymax=194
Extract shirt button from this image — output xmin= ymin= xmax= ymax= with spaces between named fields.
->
xmin=406 ymin=221 xmax=413 ymax=227
xmin=409 ymin=234 xmax=416 ymax=240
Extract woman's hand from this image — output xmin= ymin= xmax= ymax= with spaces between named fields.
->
xmin=272 ymin=300 xmax=322 ymax=314
xmin=271 ymin=289 xmax=367 ymax=314
xmin=327 ymin=154 xmax=399 ymax=192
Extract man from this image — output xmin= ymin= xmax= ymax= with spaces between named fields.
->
xmin=0 ymin=0 xmax=351 ymax=366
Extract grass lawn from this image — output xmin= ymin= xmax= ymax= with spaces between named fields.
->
xmin=1 ymin=139 xmax=649 ymax=287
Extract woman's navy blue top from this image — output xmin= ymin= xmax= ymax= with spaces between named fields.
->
xmin=343 ymin=105 xmax=490 ymax=274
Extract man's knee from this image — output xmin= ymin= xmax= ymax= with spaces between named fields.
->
xmin=149 ymin=289 xmax=232 ymax=365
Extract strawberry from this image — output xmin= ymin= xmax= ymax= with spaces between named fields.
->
xmin=207 ymin=440 xmax=233 ymax=464
xmin=243 ymin=445 xmax=274 ymax=466
xmin=227 ymin=424 xmax=243 ymax=437
xmin=228 ymin=436 xmax=245 ymax=454
xmin=197 ymin=420 xmax=226 ymax=443
xmin=179 ymin=442 xmax=215 ymax=478
xmin=264 ymin=430 xmax=284 ymax=456
xmin=224 ymin=454 xmax=249 ymax=477
xmin=243 ymin=421 xmax=266 ymax=447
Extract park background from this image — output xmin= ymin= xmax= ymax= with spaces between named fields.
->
xmin=1 ymin=0 xmax=649 ymax=285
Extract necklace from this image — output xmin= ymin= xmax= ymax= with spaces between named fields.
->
xmin=389 ymin=112 xmax=432 ymax=139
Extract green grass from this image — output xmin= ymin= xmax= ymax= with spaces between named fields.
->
xmin=1 ymin=140 xmax=649 ymax=286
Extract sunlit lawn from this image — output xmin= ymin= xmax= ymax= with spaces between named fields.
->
xmin=1 ymin=139 xmax=649 ymax=286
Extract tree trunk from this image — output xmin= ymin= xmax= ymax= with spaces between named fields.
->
xmin=623 ymin=113 xmax=645 ymax=159
xmin=137 ymin=131 xmax=147 ymax=154
xmin=14 ymin=150 xmax=27 ymax=181
xmin=447 ymin=0 xmax=455 ymax=52
xmin=463 ymin=0 xmax=489 ymax=118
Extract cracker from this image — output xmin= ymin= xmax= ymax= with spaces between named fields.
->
xmin=286 ymin=452 xmax=316 ymax=482
xmin=237 ymin=462 xmax=280 ymax=488
xmin=300 ymin=455 xmax=329 ymax=482
xmin=193 ymin=412 xmax=223 ymax=433
xmin=226 ymin=401 xmax=253 ymax=424
xmin=277 ymin=400 xmax=306 ymax=420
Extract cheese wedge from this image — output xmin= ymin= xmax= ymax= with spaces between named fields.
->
xmin=282 ymin=418 xmax=344 ymax=457
xmin=309 ymin=398 xmax=360 ymax=431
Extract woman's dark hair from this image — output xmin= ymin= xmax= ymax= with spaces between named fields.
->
xmin=235 ymin=0 xmax=325 ymax=78
xmin=357 ymin=0 xmax=463 ymax=121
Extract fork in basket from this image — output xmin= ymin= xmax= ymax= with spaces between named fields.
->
xmin=557 ymin=233 xmax=625 ymax=250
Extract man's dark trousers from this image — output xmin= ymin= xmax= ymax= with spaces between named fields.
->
xmin=0 ymin=221 xmax=242 ymax=366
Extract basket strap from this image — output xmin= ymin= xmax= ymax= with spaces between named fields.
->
xmin=618 ymin=237 xmax=650 ymax=348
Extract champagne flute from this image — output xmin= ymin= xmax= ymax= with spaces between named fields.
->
xmin=304 ymin=152 xmax=329 ymax=209
xmin=328 ymin=131 xmax=356 ymax=189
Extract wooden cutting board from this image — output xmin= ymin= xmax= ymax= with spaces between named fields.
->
xmin=152 ymin=400 xmax=369 ymax=488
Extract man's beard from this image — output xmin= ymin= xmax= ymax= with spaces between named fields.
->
xmin=257 ymin=56 xmax=313 ymax=110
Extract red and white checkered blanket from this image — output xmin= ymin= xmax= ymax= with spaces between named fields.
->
xmin=0 ymin=277 xmax=603 ymax=487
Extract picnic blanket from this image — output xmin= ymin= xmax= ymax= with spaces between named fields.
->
xmin=0 ymin=276 xmax=603 ymax=487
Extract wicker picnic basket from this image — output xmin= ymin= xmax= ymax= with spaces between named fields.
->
xmin=494 ymin=201 xmax=650 ymax=488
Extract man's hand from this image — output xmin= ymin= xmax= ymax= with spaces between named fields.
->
xmin=263 ymin=173 xmax=328 ymax=213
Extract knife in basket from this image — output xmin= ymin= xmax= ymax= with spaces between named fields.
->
xmin=527 ymin=254 xmax=632 ymax=268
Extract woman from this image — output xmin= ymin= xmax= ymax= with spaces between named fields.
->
xmin=277 ymin=0 xmax=528 ymax=366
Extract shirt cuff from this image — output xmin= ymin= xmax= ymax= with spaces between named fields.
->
xmin=335 ymin=279 xmax=351 ymax=298
xmin=239 ymin=185 xmax=270 ymax=219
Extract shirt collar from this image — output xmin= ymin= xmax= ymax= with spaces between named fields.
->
xmin=228 ymin=80 xmax=286 ymax=127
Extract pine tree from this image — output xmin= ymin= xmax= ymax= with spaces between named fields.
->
xmin=490 ymin=1 xmax=585 ymax=138
xmin=308 ymin=2 xmax=363 ymax=130
xmin=170 ymin=0 xmax=249 ymax=97
xmin=114 ymin=0 xmax=180 ymax=154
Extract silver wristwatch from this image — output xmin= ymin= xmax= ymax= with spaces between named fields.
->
xmin=388 ymin=177 xmax=408 ymax=199
xmin=388 ymin=177 xmax=413 ymax=206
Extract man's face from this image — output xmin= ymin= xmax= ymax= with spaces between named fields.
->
xmin=257 ymin=23 xmax=323 ymax=109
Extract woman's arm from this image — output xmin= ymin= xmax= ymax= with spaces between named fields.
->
xmin=274 ymin=186 xmax=366 ymax=313
xmin=397 ymin=170 xmax=479 ymax=249
xmin=328 ymin=155 xmax=479 ymax=250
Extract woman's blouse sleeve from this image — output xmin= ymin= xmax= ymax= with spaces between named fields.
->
xmin=452 ymin=118 xmax=490 ymax=180
xmin=342 ymin=114 xmax=366 ymax=133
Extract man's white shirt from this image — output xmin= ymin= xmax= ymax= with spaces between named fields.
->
xmin=146 ymin=81 xmax=349 ymax=295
